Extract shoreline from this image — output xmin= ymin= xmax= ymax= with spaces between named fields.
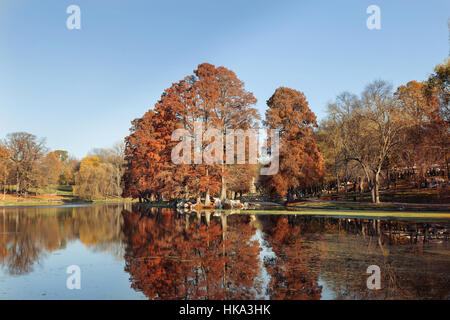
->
xmin=0 ymin=198 xmax=136 ymax=208
xmin=2 ymin=200 xmax=449 ymax=219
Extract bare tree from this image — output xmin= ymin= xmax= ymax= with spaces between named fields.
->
xmin=4 ymin=132 xmax=46 ymax=196
xmin=329 ymin=81 xmax=402 ymax=203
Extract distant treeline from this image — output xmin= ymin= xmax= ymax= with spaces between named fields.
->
xmin=1 ymin=59 xmax=448 ymax=204
xmin=0 ymin=133 xmax=124 ymax=200
xmin=122 ymin=60 xmax=449 ymax=204
xmin=316 ymin=59 xmax=449 ymax=203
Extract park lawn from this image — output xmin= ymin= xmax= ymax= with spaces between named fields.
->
xmin=28 ymin=184 xmax=74 ymax=196
xmin=287 ymin=201 xmax=450 ymax=212
xmin=288 ymin=201 xmax=399 ymax=210
xmin=242 ymin=209 xmax=450 ymax=219
xmin=0 ymin=196 xmax=135 ymax=207
xmin=0 ymin=185 xmax=135 ymax=207
xmin=320 ymin=185 xmax=450 ymax=204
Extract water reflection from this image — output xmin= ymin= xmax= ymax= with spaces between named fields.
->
xmin=0 ymin=205 xmax=126 ymax=275
xmin=0 ymin=205 xmax=449 ymax=299
xmin=122 ymin=207 xmax=262 ymax=299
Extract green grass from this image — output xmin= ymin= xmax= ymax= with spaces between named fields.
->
xmin=0 ymin=200 xmax=63 ymax=207
xmin=242 ymin=209 xmax=450 ymax=219
xmin=55 ymin=185 xmax=74 ymax=196
xmin=287 ymin=201 xmax=450 ymax=212
xmin=289 ymin=202 xmax=399 ymax=210
xmin=0 ymin=184 xmax=136 ymax=207
xmin=0 ymin=198 xmax=136 ymax=207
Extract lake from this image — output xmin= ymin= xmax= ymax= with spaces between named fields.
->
xmin=0 ymin=204 xmax=449 ymax=300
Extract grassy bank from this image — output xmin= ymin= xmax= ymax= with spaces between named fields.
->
xmin=0 ymin=185 xmax=135 ymax=207
xmin=130 ymin=203 xmax=450 ymax=219
xmin=319 ymin=185 xmax=449 ymax=204
xmin=287 ymin=201 xmax=450 ymax=212
xmin=242 ymin=209 xmax=450 ymax=219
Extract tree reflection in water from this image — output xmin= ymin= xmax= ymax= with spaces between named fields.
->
xmin=0 ymin=205 xmax=449 ymax=299
xmin=122 ymin=207 xmax=262 ymax=299
xmin=261 ymin=215 xmax=324 ymax=300
xmin=0 ymin=205 xmax=126 ymax=275
xmin=312 ymin=217 xmax=450 ymax=299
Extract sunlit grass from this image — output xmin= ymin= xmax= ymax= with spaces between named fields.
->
xmin=243 ymin=209 xmax=450 ymax=219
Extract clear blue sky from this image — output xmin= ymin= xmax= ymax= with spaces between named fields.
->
xmin=0 ymin=0 xmax=448 ymax=158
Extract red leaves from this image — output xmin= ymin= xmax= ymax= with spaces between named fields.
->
xmin=123 ymin=63 xmax=259 ymax=202
xmin=122 ymin=209 xmax=262 ymax=299
xmin=262 ymin=87 xmax=324 ymax=199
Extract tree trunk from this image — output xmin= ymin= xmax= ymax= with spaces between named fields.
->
xmin=16 ymin=173 xmax=20 ymax=197
xmin=370 ymin=181 xmax=376 ymax=203
xmin=205 ymin=189 xmax=211 ymax=205
xmin=371 ymin=172 xmax=381 ymax=203
xmin=445 ymin=151 xmax=450 ymax=180
xmin=249 ymin=177 xmax=256 ymax=193
xmin=386 ymin=166 xmax=390 ymax=190
xmin=375 ymin=184 xmax=380 ymax=203
xmin=220 ymin=166 xmax=226 ymax=200
xmin=344 ymin=161 xmax=348 ymax=199
xmin=205 ymin=212 xmax=211 ymax=226
xmin=335 ymin=170 xmax=340 ymax=195
xmin=287 ymin=189 xmax=294 ymax=203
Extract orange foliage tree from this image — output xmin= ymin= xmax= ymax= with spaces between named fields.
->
xmin=123 ymin=63 xmax=260 ymax=203
xmin=261 ymin=87 xmax=324 ymax=201
xmin=395 ymin=80 xmax=445 ymax=183
xmin=0 ymin=143 xmax=10 ymax=199
xmin=40 ymin=152 xmax=63 ymax=187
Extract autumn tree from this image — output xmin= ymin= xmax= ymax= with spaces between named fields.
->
xmin=205 ymin=65 xmax=259 ymax=200
xmin=52 ymin=150 xmax=69 ymax=162
xmin=39 ymin=152 xmax=64 ymax=187
xmin=0 ymin=143 xmax=11 ymax=199
xmin=74 ymin=156 xmax=113 ymax=200
xmin=4 ymin=132 xmax=46 ymax=196
xmin=425 ymin=59 xmax=450 ymax=179
xmin=395 ymin=80 xmax=444 ymax=185
xmin=226 ymin=163 xmax=259 ymax=198
xmin=123 ymin=100 xmax=183 ymax=202
xmin=426 ymin=58 xmax=450 ymax=123
xmin=91 ymin=142 xmax=125 ymax=197
xmin=261 ymin=87 xmax=324 ymax=202
xmin=51 ymin=150 xmax=79 ymax=186
xmin=59 ymin=157 xmax=79 ymax=185
xmin=123 ymin=63 xmax=260 ymax=203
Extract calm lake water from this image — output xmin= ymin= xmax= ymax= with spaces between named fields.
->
xmin=0 ymin=204 xmax=449 ymax=300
